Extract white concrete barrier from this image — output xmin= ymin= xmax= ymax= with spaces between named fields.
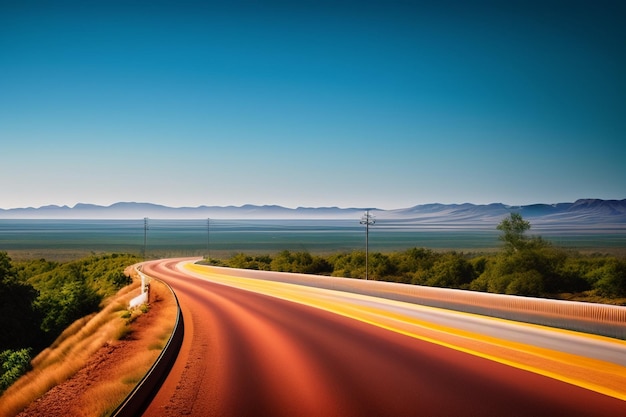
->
xmin=129 ymin=291 xmax=148 ymax=309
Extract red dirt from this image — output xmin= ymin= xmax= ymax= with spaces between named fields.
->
xmin=16 ymin=281 xmax=175 ymax=417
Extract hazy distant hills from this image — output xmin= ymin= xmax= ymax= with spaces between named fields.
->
xmin=382 ymin=199 xmax=626 ymax=230
xmin=1 ymin=199 xmax=625 ymax=229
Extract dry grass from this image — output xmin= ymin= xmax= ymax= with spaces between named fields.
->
xmin=0 ymin=276 xmax=177 ymax=417
xmin=91 ymin=286 xmax=178 ymax=414
xmin=556 ymin=291 xmax=626 ymax=306
xmin=88 ymin=355 xmax=157 ymax=417
xmin=79 ymin=381 xmax=132 ymax=417
xmin=0 ymin=281 xmax=139 ymax=416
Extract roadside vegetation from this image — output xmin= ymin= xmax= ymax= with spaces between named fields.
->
xmin=0 ymin=214 xmax=624 ymax=411
xmin=0 ymin=282 xmax=138 ymax=416
xmin=0 ymin=253 xmax=140 ymax=398
xmin=208 ymin=213 xmax=626 ymax=305
xmin=0 ymin=277 xmax=176 ymax=417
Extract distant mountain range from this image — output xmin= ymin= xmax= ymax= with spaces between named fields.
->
xmin=1 ymin=199 xmax=625 ymax=230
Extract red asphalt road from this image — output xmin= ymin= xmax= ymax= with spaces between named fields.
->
xmin=142 ymin=259 xmax=625 ymax=417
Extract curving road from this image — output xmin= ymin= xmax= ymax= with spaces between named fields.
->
xmin=141 ymin=258 xmax=625 ymax=417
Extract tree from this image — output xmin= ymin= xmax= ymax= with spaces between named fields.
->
xmin=390 ymin=248 xmax=438 ymax=284
xmin=426 ymin=252 xmax=475 ymax=289
xmin=269 ymin=250 xmax=333 ymax=275
xmin=0 ymin=253 xmax=41 ymax=350
xmin=497 ymin=213 xmax=531 ymax=252
xmin=368 ymin=253 xmax=395 ymax=280
xmin=36 ymin=280 xmax=102 ymax=339
xmin=587 ymin=259 xmax=626 ymax=297
xmin=0 ymin=252 xmax=13 ymax=281
xmin=503 ymin=270 xmax=544 ymax=296
xmin=329 ymin=251 xmax=366 ymax=278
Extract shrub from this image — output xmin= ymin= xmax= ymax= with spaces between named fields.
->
xmin=588 ymin=259 xmax=626 ymax=297
xmin=329 ymin=251 xmax=365 ymax=278
xmin=504 ymin=270 xmax=544 ymax=296
xmin=0 ymin=348 xmax=32 ymax=393
xmin=426 ymin=253 xmax=475 ymax=289
xmin=227 ymin=253 xmax=271 ymax=270
xmin=0 ymin=263 xmax=41 ymax=351
xmin=36 ymin=281 xmax=102 ymax=339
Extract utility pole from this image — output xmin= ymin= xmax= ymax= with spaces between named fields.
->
xmin=360 ymin=210 xmax=375 ymax=280
xmin=206 ymin=217 xmax=211 ymax=262
xmin=143 ymin=217 xmax=149 ymax=260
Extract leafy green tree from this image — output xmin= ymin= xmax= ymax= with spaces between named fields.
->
xmin=0 ymin=253 xmax=41 ymax=351
xmin=470 ymin=256 xmax=488 ymax=277
xmin=586 ymin=258 xmax=626 ymax=297
xmin=503 ymin=270 xmax=545 ymax=296
xmin=329 ymin=251 xmax=366 ymax=278
xmin=390 ymin=248 xmax=439 ymax=285
xmin=550 ymin=254 xmax=592 ymax=293
xmin=269 ymin=250 xmax=333 ymax=275
xmin=36 ymin=280 xmax=102 ymax=339
xmin=425 ymin=252 xmax=475 ymax=289
xmin=534 ymin=246 xmax=570 ymax=293
xmin=228 ymin=253 xmax=258 ymax=269
xmin=474 ymin=214 xmax=578 ymax=296
xmin=289 ymin=251 xmax=315 ymax=273
xmin=306 ymin=255 xmax=333 ymax=275
xmin=369 ymin=253 xmax=396 ymax=280
xmin=270 ymin=250 xmax=296 ymax=272
xmin=15 ymin=258 xmax=58 ymax=281
xmin=472 ymin=248 xmax=537 ymax=295
xmin=471 ymin=244 xmax=581 ymax=296
xmin=0 ymin=252 xmax=14 ymax=280
xmin=497 ymin=213 xmax=531 ymax=252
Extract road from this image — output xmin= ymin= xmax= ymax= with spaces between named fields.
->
xmin=141 ymin=258 xmax=626 ymax=417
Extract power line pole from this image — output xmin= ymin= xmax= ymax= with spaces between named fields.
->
xmin=360 ymin=210 xmax=375 ymax=280
xmin=143 ymin=217 xmax=149 ymax=260
xmin=206 ymin=217 xmax=211 ymax=262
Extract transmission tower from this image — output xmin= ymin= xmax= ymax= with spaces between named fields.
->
xmin=360 ymin=210 xmax=375 ymax=280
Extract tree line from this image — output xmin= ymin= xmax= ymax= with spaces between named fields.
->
xmin=0 ymin=253 xmax=139 ymax=392
xmin=213 ymin=213 xmax=626 ymax=301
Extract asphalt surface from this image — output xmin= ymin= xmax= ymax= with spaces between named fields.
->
xmin=141 ymin=259 xmax=625 ymax=417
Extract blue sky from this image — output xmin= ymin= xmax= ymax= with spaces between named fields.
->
xmin=1 ymin=1 xmax=624 ymax=210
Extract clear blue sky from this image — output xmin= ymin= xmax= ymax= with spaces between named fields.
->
xmin=1 ymin=1 xmax=625 ymax=210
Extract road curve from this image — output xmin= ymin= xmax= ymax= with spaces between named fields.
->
xmin=141 ymin=258 xmax=625 ymax=417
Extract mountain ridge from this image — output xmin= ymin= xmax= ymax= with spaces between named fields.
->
xmin=1 ymin=199 xmax=625 ymax=228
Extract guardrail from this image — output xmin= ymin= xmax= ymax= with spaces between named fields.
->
xmin=207 ymin=266 xmax=626 ymax=340
xmin=111 ymin=268 xmax=184 ymax=417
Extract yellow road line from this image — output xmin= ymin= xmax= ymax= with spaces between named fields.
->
xmin=184 ymin=263 xmax=626 ymax=401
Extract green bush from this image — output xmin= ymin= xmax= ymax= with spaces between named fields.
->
xmin=0 ymin=253 xmax=41 ymax=351
xmin=587 ymin=259 xmax=626 ymax=297
xmin=36 ymin=280 xmax=102 ymax=338
xmin=329 ymin=251 xmax=365 ymax=278
xmin=227 ymin=253 xmax=272 ymax=270
xmin=504 ymin=270 xmax=544 ymax=296
xmin=425 ymin=252 xmax=475 ymax=289
xmin=270 ymin=250 xmax=333 ymax=275
xmin=0 ymin=348 xmax=32 ymax=392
